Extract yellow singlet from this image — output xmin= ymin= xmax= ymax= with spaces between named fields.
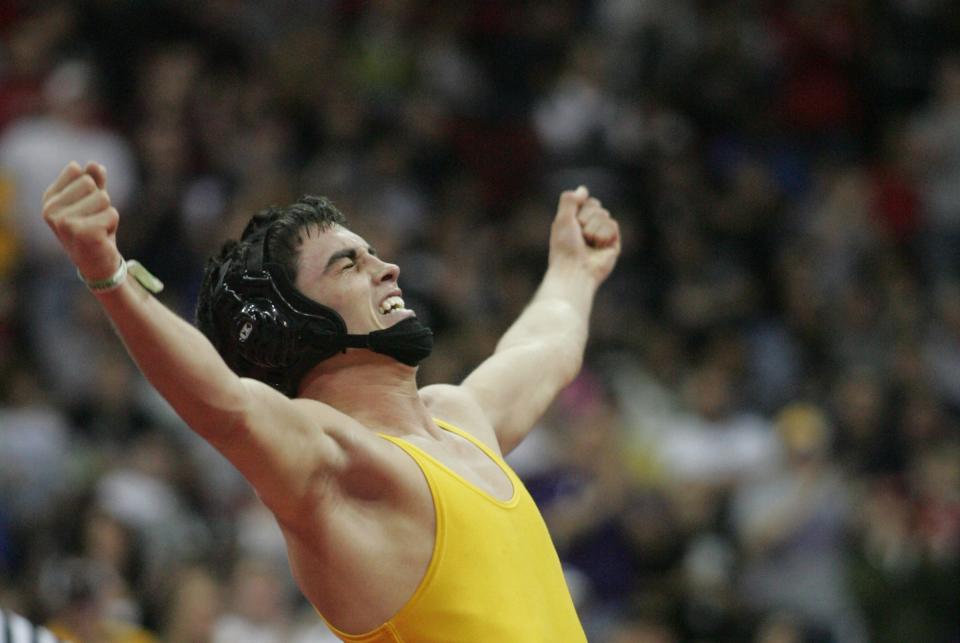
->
xmin=319 ymin=419 xmax=587 ymax=643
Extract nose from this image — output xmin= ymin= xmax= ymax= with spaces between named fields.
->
xmin=374 ymin=257 xmax=399 ymax=284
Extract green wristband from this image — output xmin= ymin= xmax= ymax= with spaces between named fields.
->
xmin=127 ymin=260 xmax=164 ymax=294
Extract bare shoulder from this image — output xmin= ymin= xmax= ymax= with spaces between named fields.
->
xmin=419 ymin=384 xmax=500 ymax=452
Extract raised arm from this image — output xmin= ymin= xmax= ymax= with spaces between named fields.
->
xmin=457 ymin=186 xmax=620 ymax=454
xmin=41 ymin=162 xmax=358 ymax=524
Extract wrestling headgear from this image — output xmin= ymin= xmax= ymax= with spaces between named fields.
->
xmin=203 ymin=220 xmax=433 ymax=397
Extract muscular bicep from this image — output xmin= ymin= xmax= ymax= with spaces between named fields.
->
xmin=212 ymin=378 xmax=377 ymax=524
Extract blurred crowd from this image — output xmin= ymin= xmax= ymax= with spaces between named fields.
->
xmin=0 ymin=1 xmax=958 ymax=642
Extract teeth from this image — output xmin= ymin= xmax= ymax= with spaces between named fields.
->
xmin=379 ymin=296 xmax=405 ymax=314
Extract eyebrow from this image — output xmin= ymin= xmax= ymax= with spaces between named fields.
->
xmin=324 ymin=246 xmax=377 ymax=271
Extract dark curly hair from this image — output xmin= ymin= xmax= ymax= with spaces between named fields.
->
xmin=195 ymin=195 xmax=346 ymax=385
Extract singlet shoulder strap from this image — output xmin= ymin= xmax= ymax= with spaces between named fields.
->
xmin=431 ymin=419 xmax=521 ymax=494
xmin=431 ymin=418 xmax=507 ymax=464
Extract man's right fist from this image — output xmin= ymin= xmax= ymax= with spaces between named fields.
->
xmin=42 ymin=161 xmax=122 ymax=282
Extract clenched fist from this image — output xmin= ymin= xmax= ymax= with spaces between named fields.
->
xmin=549 ymin=186 xmax=621 ymax=284
xmin=42 ymin=161 xmax=123 ymax=283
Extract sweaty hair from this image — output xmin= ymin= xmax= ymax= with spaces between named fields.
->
xmin=195 ymin=195 xmax=346 ymax=353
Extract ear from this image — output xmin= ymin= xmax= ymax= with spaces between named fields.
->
xmin=233 ymin=299 xmax=299 ymax=369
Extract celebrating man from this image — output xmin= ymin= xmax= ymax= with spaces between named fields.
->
xmin=42 ymin=160 xmax=619 ymax=641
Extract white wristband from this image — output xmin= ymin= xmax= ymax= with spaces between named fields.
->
xmin=78 ymin=259 xmax=164 ymax=294
xmin=78 ymin=259 xmax=127 ymax=292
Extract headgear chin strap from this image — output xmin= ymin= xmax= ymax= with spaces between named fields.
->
xmin=209 ymin=228 xmax=433 ymax=396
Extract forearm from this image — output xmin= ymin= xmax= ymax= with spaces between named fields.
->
xmin=495 ymin=263 xmax=597 ymax=376
xmin=94 ymin=277 xmax=247 ymax=441
xmin=42 ymin=163 xmax=252 ymax=446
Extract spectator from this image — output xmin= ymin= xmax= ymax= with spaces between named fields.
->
xmin=40 ymin=557 xmax=157 ymax=643
xmin=211 ymin=558 xmax=293 ymax=643
xmin=731 ymin=403 xmax=865 ymax=642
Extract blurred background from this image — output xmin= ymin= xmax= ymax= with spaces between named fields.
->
xmin=0 ymin=1 xmax=958 ymax=642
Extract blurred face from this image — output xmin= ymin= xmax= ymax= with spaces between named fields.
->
xmin=294 ymin=225 xmax=414 ymax=334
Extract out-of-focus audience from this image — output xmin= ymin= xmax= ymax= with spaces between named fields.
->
xmin=1 ymin=2 xmax=958 ymax=642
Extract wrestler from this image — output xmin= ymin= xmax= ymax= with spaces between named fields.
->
xmin=41 ymin=160 xmax=620 ymax=641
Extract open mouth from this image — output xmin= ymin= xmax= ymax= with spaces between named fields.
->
xmin=378 ymin=295 xmax=406 ymax=315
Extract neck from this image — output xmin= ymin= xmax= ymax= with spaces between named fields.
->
xmin=298 ymin=350 xmax=437 ymax=437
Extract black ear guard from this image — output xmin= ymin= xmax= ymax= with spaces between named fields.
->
xmin=210 ymin=229 xmax=351 ymax=395
xmin=209 ymin=226 xmax=433 ymax=396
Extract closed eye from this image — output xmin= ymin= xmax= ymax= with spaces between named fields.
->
xmin=326 ymin=246 xmax=377 ymax=274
